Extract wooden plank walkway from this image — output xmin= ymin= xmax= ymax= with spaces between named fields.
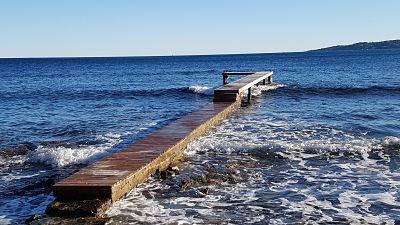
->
xmin=48 ymin=70 xmax=273 ymax=217
xmin=52 ymin=101 xmax=240 ymax=202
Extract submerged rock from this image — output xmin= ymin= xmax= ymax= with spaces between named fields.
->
xmin=155 ymin=165 xmax=181 ymax=180
xmin=177 ymin=175 xmax=195 ymax=190
xmin=38 ymin=140 xmax=78 ymax=149
xmin=0 ymin=142 xmax=37 ymax=158
xmin=198 ymin=187 xmax=210 ymax=195
xmin=12 ymin=176 xmax=56 ymax=195
xmin=201 ymin=163 xmax=241 ymax=184
xmin=46 ymin=199 xmax=111 ymax=218
xmin=164 ymin=161 xmax=243 ymax=193
xmin=26 ymin=214 xmax=44 ymax=224
xmin=26 ymin=214 xmax=109 ymax=225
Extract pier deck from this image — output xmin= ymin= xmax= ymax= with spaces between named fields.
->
xmin=49 ymin=70 xmax=273 ymax=217
xmin=214 ymin=71 xmax=273 ymax=102
xmin=53 ymin=101 xmax=240 ymax=202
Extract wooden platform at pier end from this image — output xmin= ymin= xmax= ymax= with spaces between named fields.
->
xmin=52 ymin=101 xmax=240 ymax=203
xmin=48 ymin=70 xmax=273 ymax=218
xmin=214 ymin=71 xmax=273 ymax=102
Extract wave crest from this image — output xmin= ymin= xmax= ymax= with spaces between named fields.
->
xmin=187 ymin=86 xmax=214 ymax=96
xmin=26 ymin=133 xmax=122 ymax=167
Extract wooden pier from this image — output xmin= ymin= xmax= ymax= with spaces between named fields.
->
xmin=215 ymin=71 xmax=273 ymax=102
xmin=47 ymin=71 xmax=273 ymax=217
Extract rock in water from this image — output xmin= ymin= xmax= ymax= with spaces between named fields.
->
xmin=0 ymin=142 xmax=37 ymax=158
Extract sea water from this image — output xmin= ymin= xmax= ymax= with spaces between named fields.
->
xmin=0 ymin=50 xmax=399 ymax=224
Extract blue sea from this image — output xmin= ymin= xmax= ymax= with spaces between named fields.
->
xmin=0 ymin=50 xmax=399 ymax=224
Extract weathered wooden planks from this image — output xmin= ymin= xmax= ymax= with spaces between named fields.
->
xmin=215 ymin=71 xmax=273 ymax=102
xmin=52 ymin=101 xmax=241 ymax=204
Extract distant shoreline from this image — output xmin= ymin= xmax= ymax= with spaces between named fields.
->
xmin=309 ymin=39 xmax=400 ymax=52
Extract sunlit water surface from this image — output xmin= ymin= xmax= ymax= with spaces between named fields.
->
xmin=0 ymin=50 xmax=399 ymax=224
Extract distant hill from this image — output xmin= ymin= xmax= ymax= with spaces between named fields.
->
xmin=310 ymin=40 xmax=400 ymax=52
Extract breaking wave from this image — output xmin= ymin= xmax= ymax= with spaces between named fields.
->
xmin=0 ymin=133 xmax=123 ymax=168
xmin=187 ymin=86 xmax=214 ymax=96
xmin=249 ymin=84 xmax=287 ymax=96
xmin=27 ymin=133 xmax=123 ymax=167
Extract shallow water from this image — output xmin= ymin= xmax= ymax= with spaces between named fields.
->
xmin=0 ymin=50 xmax=399 ymax=224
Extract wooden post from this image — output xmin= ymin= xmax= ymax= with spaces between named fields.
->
xmin=263 ymin=79 xmax=266 ymax=85
xmin=223 ymin=74 xmax=228 ymax=85
xmin=268 ymin=75 xmax=272 ymax=84
xmin=247 ymin=87 xmax=252 ymax=102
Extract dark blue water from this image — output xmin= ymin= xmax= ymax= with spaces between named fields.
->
xmin=0 ymin=50 xmax=399 ymax=224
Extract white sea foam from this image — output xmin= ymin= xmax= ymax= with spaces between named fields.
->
xmin=9 ymin=120 xmax=162 ymax=168
xmin=0 ymin=155 xmax=27 ymax=168
xmin=0 ymin=134 xmax=123 ymax=168
xmin=185 ymin=128 xmax=379 ymax=158
xmin=188 ymin=83 xmax=284 ymax=97
xmin=0 ymin=216 xmax=12 ymax=225
xmin=107 ymin=178 xmax=265 ymax=224
xmin=107 ymin=127 xmax=400 ymax=224
xmin=239 ymin=83 xmax=286 ymax=97
xmin=251 ymin=83 xmax=286 ymax=96
xmin=1 ymin=173 xmax=41 ymax=183
xmin=181 ymin=114 xmax=400 ymax=223
xmin=381 ymin=136 xmax=400 ymax=147
xmin=107 ymin=180 xmax=205 ymax=224
xmin=27 ymin=133 xmax=122 ymax=167
xmin=188 ymin=85 xmax=214 ymax=96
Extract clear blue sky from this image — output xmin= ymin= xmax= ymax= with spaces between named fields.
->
xmin=1 ymin=0 xmax=399 ymax=57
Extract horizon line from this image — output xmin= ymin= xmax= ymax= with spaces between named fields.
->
xmin=0 ymin=50 xmax=303 ymax=60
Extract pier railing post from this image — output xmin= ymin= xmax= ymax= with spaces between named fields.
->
xmin=223 ymin=74 xmax=228 ymax=85
xmin=247 ymin=87 xmax=252 ymax=102
xmin=268 ymin=75 xmax=272 ymax=84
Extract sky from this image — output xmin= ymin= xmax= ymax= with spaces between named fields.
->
xmin=1 ymin=0 xmax=399 ymax=58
